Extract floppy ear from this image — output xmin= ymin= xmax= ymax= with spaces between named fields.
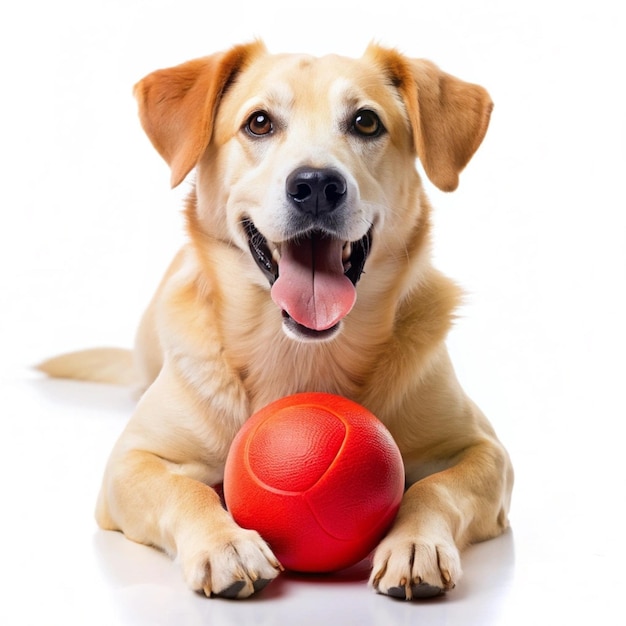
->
xmin=134 ymin=41 xmax=266 ymax=188
xmin=367 ymin=45 xmax=493 ymax=192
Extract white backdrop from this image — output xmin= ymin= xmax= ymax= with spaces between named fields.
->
xmin=1 ymin=1 xmax=625 ymax=624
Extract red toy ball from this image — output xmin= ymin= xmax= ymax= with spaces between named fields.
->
xmin=223 ymin=392 xmax=405 ymax=573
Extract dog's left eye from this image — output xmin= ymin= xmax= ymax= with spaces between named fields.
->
xmin=245 ymin=111 xmax=273 ymax=136
xmin=352 ymin=109 xmax=384 ymax=137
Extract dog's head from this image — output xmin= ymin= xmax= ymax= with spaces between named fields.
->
xmin=134 ymin=41 xmax=492 ymax=341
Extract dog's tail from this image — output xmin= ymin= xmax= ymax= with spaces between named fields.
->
xmin=36 ymin=347 xmax=137 ymax=386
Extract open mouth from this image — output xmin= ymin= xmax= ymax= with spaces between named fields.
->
xmin=243 ymin=219 xmax=372 ymax=339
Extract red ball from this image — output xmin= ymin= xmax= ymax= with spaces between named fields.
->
xmin=223 ymin=392 xmax=405 ymax=573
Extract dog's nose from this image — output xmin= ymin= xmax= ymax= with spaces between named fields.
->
xmin=286 ymin=167 xmax=347 ymax=216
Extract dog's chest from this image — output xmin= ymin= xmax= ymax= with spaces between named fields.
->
xmin=233 ymin=334 xmax=372 ymax=413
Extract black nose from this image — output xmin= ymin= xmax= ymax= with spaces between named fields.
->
xmin=286 ymin=167 xmax=347 ymax=216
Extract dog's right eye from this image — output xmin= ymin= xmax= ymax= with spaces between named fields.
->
xmin=245 ymin=111 xmax=273 ymax=136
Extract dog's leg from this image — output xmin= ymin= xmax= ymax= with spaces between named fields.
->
xmin=369 ymin=436 xmax=512 ymax=600
xmin=95 ymin=365 xmax=283 ymax=598
xmin=97 ymin=450 xmax=281 ymax=598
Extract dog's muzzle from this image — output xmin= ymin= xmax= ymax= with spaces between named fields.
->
xmin=243 ymin=166 xmax=372 ymax=340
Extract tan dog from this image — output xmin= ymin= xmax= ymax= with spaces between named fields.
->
xmin=40 ymin=41 xmax=513 ymax=600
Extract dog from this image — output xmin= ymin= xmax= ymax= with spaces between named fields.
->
xmin=39 ymin=40 xmax=513 ymax=600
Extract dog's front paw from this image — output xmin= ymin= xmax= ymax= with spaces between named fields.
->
xmin=180 ymin=526 xmax=283 ymax=599
xmin=369 ymin=535 xmax=461 ymax=600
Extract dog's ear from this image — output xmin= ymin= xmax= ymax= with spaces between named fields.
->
xmin=134 ymin=41 xmax=266 ymax=188
xmin=367 ymin=45 xmax=493 ymax=192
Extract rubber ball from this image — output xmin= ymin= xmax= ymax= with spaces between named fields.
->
xmin=223 ymin=392 xmax=405 ymax=573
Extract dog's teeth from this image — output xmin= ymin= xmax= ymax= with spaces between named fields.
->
xmin=342 ymin=242 xmax=352 ymax=261
xmin=271 ymin=246 xmax=281 ymax=264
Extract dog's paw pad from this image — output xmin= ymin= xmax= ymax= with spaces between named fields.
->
xmin=252 ymin=578 xmax=273 ymax=593
xmin=213 ymin=576 xmax=274 ymax=598
xmin=214 ymin=580 xmax=247 ymax=599
xmin=387 ymin=582 xmax=445 ymax=600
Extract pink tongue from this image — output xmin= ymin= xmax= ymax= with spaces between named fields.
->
xmin=271 ymin=236 xmax=356 ymax=331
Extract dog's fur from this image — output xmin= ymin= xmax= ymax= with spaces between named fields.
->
xmin=40 ymin=41 xmax=513 ymax=600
